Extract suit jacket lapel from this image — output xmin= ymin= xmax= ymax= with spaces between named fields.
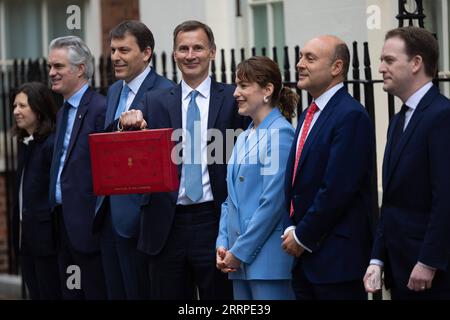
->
xmin=292 ymin=88 xmax=344 ymax=184
xmin=166 ymin=85 xmax=183 ymax=176
xmin=235 ymin=110 xmax=282 ymax=178
xmin=207 ymin=79 xmax=224 ymax=130
xmin=65 ymin=88 xmax=91 ymax=164
xmin=285 ymin=110 xmax=306 ymax=195
xmin=384 ymin=86 xmax=438 ymax=190
xmin=130 ymin=69 xmax=158 ymax=109
xmin=382 ymin=115 xmax=398 ymax=189
xmin=227 ymin=145 xmax=240 ymax=208
xmin=167 ymin=85 xmax=183 ymax=132
xmin=105 ymin=84 xmax=121 ymax=126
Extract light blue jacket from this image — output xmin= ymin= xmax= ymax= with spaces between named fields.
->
xmin=216 ymin=108 xmax=294 ymax=280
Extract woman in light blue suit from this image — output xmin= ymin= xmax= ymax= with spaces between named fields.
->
xmin=216 ymin=56 xmax=298 ymax=300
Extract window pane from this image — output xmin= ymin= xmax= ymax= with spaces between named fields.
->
xmin=47 ymin=0 xmax=84 ymax=42
xmin=4 ymin=0 xmax=42 ymax=59
xmin=272 ymin=2 xmax=285 ymax=68
xmin=253 ymin=4 xmax=268 ymax=55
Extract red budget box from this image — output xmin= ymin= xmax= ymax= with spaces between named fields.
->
xmin=89 ymin=128 xmax=179 ymax=195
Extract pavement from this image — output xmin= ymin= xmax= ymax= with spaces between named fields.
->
xmin=0 ymin=274 xmax=22 ymax=300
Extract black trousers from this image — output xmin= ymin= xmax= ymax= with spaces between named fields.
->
xmin=148 ymin=202 xmax=233 ymax=300
xmin=391 ymin=286 xmax=450 ymax=300
xmin=100 ymin=212 xmax=150 ymax=300
xmin=55 ymin=206 xmax=107 ymax=300
xmin=20 ymin=252 xmax=61 ymax=300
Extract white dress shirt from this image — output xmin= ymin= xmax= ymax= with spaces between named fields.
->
xmin=177 ymin=77 xmax=214 ymax=205
xmin=402 ymin=81 xmax=433 ymax=130
xmin=123 ymin=65 xmax=152 ymax=111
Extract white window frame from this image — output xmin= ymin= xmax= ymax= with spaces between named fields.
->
xmin=0 ymin=0 xmax=7 ymax=68
xmin=248 ymin=0 xmax=284 ymax=51
xmin=441 ymin=0 xmax=449 ymax=96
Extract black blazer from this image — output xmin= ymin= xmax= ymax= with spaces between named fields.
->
xmin=137 ymin=79 xmax=247 ymax=255
xmin=12 ymin=133 xmax=56 ymax=256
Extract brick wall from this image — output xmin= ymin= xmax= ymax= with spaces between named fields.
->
xmin=0 ymin=174 xmax=9 ymax=273
xmin=101 ymin=0 xmax=140 ymax=56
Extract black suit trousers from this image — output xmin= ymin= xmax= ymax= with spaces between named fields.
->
xmin=148 ymin=202 xmax=232 ymax=300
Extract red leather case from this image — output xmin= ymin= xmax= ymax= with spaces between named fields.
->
xmin=89 ymin=129 xmax=179 ymax=195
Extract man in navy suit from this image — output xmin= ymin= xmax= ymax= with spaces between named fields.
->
xmin=94 ymin=20 xmax=174 ymax=300
xmin=282 ymin=35 xmax=374 ymax=300
xmin=120 ymin=20 xmax=246 ymax=299
xmin=48 ymin=36 xmax=107 ymax=299
xmin=364 ymin=27 xmax=450 ymax=300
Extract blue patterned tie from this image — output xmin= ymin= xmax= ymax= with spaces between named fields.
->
xmin=114 ymin=84 xmax=130 ymax=120
xmin=185 ymin=90 xmax=203 ymax=202
xmin=49 ymin=102 xmax=71 ymax=208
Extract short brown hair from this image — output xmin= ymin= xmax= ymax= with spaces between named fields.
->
xmin=173 ymin=20 xmax=216 ymax=50
xmin=236 ymin=56 xmax=298 ymax=119
xmin=110 ymin=20 xmax=155 ymax=62
xmin=385 ymin=26 xmax=439 ymax=77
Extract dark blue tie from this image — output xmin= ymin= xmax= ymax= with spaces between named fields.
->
xmin=184 ymin=90 xmax=203 ymax=202
xmin=391 ymin=104 xmax=409 ymax=149
xmin=49 ymin=102 xmax=71 ymax=208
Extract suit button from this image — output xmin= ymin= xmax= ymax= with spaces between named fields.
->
xmin=239 ymin=176 xmax=244 ymax=182
xmin=236 ymin=231 xmax=241 ymax=236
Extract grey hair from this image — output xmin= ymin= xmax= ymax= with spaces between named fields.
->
xmin=49 ymin=36 xmax=94 ymax=79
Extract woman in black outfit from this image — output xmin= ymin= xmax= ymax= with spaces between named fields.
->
xmin=11 ymin=82 xmax=61 ymax=299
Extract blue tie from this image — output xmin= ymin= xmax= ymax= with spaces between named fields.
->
xmin=185 ymin=90 xmax=203 ymax=202
xmin=114 ymin=84 xmax=130 ymax=120
xmin=49 ymin=102 xmax=71 ymax=208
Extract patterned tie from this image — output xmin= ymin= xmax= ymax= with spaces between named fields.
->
xmin=184 ymin=90 xmax=203 ymax=202
xmin=290 ymin=102 xmax=319 ymax=218
xmin=49 ymin=102 xmax=71 ymax=208
xmin=114 ymin=84 xmax=130 ymax=120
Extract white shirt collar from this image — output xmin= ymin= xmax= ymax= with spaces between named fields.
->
xmin=404 ymin=81 xmax=433 ymax=111
xmin=23 ymin=135 xmax=34 ymax=145
xmin=181 ymin=76 xmax=211 ymax=101
xmin=125 ymin=65 xmax=152 ymax=95
xmin=313 ymin=82 xmax=344 ymax=111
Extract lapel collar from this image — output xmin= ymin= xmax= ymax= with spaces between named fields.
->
xmin=384 ymin=86 xmax=438 ymax=190
xmin=130 ymin=69 xmax=157 ymax=109
xmin=382 ymin=115 xmax=399 ymax=189
xmin=53 ymin=107 xmax=65 ymax=155
xmin=65 ymin=87 xmax=92 ymax=163
xmin=105 ymin=83 xmax=122 ymax=127
xmin=235 ymin=109 xmax=282 ymax=177
xmin=207 ymin=79 xmax=225 ymax=129
xmin=227 ymin=145 xmax=240 ymax=208
xmin=167 ymin=85 xmax=183 ymax=176
xmin=285 ymin=109 xmax=307 ymax=195
xmin=293 ymin=88 xmax=345 ymax=182
xmin=168 ymin=84 xmax=183 ymax=132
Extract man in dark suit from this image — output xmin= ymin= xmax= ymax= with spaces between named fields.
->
xmin=364 ymin=27 xmax=450 ymax=300
xmin=281 ymin=35 xmax=374 ymax=300
xmin=120 ymin=20 xmax=245 ymax=299
xmin=48 ymin=36 xmax=107 ymax=299
xmin=94 ymin=20 xmax=174 ymax=300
